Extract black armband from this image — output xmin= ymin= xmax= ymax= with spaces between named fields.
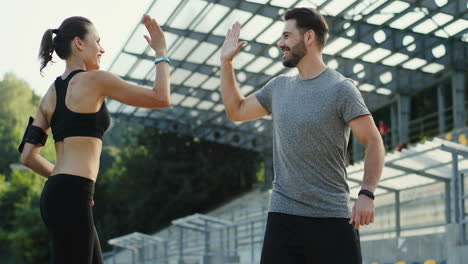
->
xmin=18 ymin=117 xmax=48 ymax=153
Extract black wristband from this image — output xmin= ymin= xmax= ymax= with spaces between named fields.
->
xmin=358 ymin=189 xmax=375 ymax=200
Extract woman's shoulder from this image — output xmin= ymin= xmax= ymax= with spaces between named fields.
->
xmin=39 ymin=83 xmax=57 ymax=120
xmin=79 ymin=70 xmax=123 ymax=89
xmin=81 ymin=70 xmax=117 ymax=81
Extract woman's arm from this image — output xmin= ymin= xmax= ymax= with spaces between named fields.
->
xmin=92 ymin=14 xmax=170 ymax=109
xmin=20 ymin=103 xmax=54 ymax=178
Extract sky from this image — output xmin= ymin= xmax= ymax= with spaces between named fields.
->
xmin=0 ymin=0 xmax=150 ymax=96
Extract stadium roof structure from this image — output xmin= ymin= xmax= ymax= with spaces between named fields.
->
xmin=108 ymin=232 xmax=166 ymax=251
xmin=347 ymin=137 xmax=468 ymax=198
xmin=108 ymin=0 xmax=467 ymax=152
xmin=172 ymin=213 xmax=234 ymax=232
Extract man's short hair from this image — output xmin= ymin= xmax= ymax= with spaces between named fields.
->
xmin=284 ymin=8 xmax=329 ymax=50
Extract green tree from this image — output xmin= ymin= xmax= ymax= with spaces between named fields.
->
xmin=0 ymin=73 xmax=56 ymax=263
xmin=0 ymin=73 xmax=55 ymax=176
xmin=0 ymin=169 xmax=48 ymax=263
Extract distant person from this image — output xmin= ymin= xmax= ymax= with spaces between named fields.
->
xmin=395 ymin=142 xmax=407 ymax=152
xmin=219 ymin=7 xmax=384 ymax=264
xmin=378 ymin=120 xmax=390 ymax=146
xmin=18 ymin=15 xmax=170 ymax=263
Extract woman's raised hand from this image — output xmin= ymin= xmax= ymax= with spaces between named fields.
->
xmin=142 ymin=14 xmax=167 ymax=56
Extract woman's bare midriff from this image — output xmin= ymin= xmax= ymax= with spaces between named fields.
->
xmin=51 ymin=137 xmax=103 ymax=182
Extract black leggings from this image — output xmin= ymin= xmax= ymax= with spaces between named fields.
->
xmin=260 ymin=212 xmax=362 ymax=264
xmin=40 ymin=174 xmax=103 ymax=264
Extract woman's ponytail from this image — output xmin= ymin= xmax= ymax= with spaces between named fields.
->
xmin=39 ymin=29 xmax=56 ymax=75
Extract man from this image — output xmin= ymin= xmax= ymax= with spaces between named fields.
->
xmin=219 ymin=7 xmax=385 ymax=264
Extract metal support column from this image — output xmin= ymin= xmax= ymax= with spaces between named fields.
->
xmin=459 ymin=172 xmax=466 ymax=245
xmin=139 ymin=238 xmax=144 ymax=263
xmin=451 ymin=153 xmax=459 ymax=223
xmin=263 ymin=151 xmax=274 ymax=190
xmin=446 ymin=181 xmax=452 ymax=224
xmin=220 ymin=228 xmax=224 ymax=253
xmin=113 ymin=246 xmax=117 ymax=264
xmin=250 ymin=222 xmax=255 ymax=263
xmin=397 ymin=95 xmax=411 ymax=144
xmin=227 ymin=227 xmax=231 ymax=254
xmin=234 ymin=226 xmax=238 ymax=253
xmin=395 ymin=191 xmax=401 ymax=237
xmin=164 ymin=241 xmax=169 ymax=264
xmin=179 ymin=228 xmax=184 ymax=262
xmin=452 ymin=71 xmax=466 ymax=129
xmin=437 ymin=85 xmax=446 ymax=135
xmin=152 ymin=244 xmax=157 ymax=261
xmin=204 ymin=220 xmax=210 ymax=255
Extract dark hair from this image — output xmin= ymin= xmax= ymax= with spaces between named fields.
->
xmin=284 ymin=8 xmax=329 ymax=50
xmin=39 ymin=16 xmax=93 ymax=74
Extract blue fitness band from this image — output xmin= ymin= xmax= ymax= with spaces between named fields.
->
xmin=154 ymin=57 xmax=171 ymax=65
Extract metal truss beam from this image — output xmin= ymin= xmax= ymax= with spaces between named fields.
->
xmin=347 ymin=175 xmax=398 ymax=193
xmin=123 ymin=51 xmax=273 ymax=88
xmin=211 ymin=0 xmax=465 ymax=64
xmin=400 ymin=0 xmax=468 ymax=17
xmin=111 ymin=112 xmax=271 ymax=152
xmin=117 ymin=75 xmax=273 ymax=134
xmin=109 ymin=0 xmax=467 ymax=152
xmin=157 ymin=25 xmax=441 ymax=81
xmin=386 ymin=163 xmax=449 ymax=182
xmin=112 ymin=103 xmax=270 ymax=139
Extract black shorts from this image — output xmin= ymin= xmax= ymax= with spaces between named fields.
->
xmin=40 ymin=174 xmax=103 ymax=264
xmin=260 ymin=212 xmax=362 ymax=264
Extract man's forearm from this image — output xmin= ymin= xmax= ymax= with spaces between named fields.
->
xmin=220 ymin=60 xmax=244 ymax=120
xmin=361 ymin=138 xmax=385 ymax=192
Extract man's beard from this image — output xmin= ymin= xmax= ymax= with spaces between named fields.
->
xmin=282 ymin=40 xmax=307 ymax=68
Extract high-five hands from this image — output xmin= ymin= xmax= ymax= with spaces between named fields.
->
xmin=220 ymin=22 xmax=247 ymax=63
xmin=142 ymin=14 xmax=167 ymax=56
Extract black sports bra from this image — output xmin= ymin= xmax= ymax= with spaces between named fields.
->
xmin=51 ymin=70 xmax=111 ymax=142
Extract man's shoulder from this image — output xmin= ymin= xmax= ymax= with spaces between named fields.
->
xmin=263 ymin=74 xmax=295 ymax=89
xmin=324 ymin=69 xmax=356 ymax=90
xmin=270 ymin=69 xmax=358 ymax=89
xmin=273 ymin=74 xmax=294 ymax=82
xmin=326 ymin=68 xmax=349 ymax=83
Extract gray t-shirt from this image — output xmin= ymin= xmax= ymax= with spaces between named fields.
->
xmin=255 ymin=68 xmax=370 ymax=218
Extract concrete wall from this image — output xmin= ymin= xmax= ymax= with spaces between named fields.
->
xmin=446 ymin=224 xmax=468 ymax=264
xmin=363 ymin=224 xmax=468 ymax=264
xmin=362 ymin=233 xmax=447 ymax=264
xmin=447 ymin=244 xmax=468 ymax=264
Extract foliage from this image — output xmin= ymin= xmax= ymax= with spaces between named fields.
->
xmin=0 ymin=73 xmax=55 ymax=176
xmin=0 ymin=170 xmax=49 ymax=264
xmin=94 ymin=127 xmax=259 ymax=251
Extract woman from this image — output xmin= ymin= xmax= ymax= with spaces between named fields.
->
xmin=19 ymin=14 xmax=170 ymax=263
